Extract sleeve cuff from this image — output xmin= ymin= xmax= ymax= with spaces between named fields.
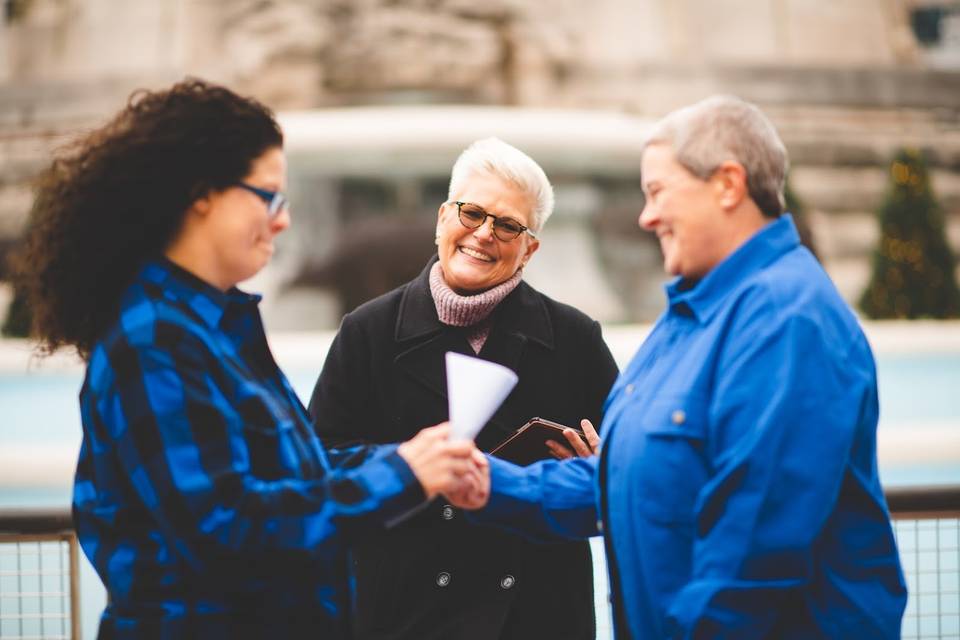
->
xmin=360 ymin=444 xmax=429 ymax=528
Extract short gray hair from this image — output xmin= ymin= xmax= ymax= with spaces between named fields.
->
xmin=643 ymin=95 xmax=788 ymax=218
xmin=448 ymin=137 xmax=555 ymax=231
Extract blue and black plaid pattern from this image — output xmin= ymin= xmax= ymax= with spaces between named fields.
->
xmin=73 ymin=258 xmax=425 ymax=638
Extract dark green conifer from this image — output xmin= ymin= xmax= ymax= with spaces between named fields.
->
xmin=860 ymin=148 xmax=960 ymax=318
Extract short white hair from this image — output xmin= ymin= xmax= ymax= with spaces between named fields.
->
xmin=447 ymin=137 xmax=555 ymax=232
xmin=643 ymin=95 xmax=788 ymax=218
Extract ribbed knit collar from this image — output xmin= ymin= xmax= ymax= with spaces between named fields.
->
xmin=395 ymin=256 xmax=555 ymax=351
xmin=428 ymin=261 xmax=523 ymax=328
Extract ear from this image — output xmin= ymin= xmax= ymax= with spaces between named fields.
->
xmin=435 ymin=203 xmax=449 ymax=243
xmin=189 ymin=191 xmax=214 ymax=217
xmin=713 ymin=161 xmax=748 ymax=212
xmin=521 ymin=236 xmax=540 ymax=266
xmin=440 ymin=201 xmax=456 ymax=226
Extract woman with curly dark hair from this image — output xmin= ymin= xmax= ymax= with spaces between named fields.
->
xmin=12 ymin=78 xmax=487 ymax=638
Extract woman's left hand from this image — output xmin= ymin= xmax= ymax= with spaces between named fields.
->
xmin=546 ymin=418 xmax=601 ymax=459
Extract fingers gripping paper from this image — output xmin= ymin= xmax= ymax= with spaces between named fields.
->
xmin=445 ymin=352 xmax=518 ymax=441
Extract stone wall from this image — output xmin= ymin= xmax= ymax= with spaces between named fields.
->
xmin=1 ymin=0 xmax=959 ymax=325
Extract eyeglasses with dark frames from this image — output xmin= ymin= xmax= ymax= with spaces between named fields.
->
xmin=235 ymin=182 xmax=288 ymax=219
xmin=451 ymin=201 xmax=536 ymax=241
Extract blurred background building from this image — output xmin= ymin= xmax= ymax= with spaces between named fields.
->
xmin=2 ymin=0 xmax=959 ymax=329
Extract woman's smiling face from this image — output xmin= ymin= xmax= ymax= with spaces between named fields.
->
xmin=436 ymin=172 xmax=540 ymax=294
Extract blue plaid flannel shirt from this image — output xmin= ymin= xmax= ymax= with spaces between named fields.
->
xmin=73 ymin=258 xmax=425 ymax=639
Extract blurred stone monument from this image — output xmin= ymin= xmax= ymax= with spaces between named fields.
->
xmin=2 ymin=0 xmax=959 ymax=329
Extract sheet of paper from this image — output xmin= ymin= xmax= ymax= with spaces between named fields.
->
xmin=445 ymin=352 xmax=518 ymax=441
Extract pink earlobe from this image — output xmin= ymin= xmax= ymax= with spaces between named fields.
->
xmin=191 ymin=193 xmax=213 ymax=216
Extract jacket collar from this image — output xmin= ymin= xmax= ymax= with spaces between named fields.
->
xmin=395 ymin=255 xmax=555 ymax=350
xmin=665 ymin=214 xmax=801 ymax=323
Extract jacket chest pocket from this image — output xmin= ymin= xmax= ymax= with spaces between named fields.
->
xmin=633 ymin=395 xmax=710 ymax=524
xmin=235 ymin=382 xmax=316 ymax=480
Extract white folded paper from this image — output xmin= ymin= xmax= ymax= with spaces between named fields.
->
xmin=445 ymin=352 xmax=518 ymax=441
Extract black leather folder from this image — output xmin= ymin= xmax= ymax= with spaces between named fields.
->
xmin=490 ymin=417 xmax=586 ymax=466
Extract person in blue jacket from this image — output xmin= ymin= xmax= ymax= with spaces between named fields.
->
xmin=12 ymin=78 xmax=486 ymax=638
xmin=465 ymin=95 xmax=908 ymax=638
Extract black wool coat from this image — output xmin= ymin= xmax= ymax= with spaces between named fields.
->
xmin=309 ymin=257 xmax=619 ymax=640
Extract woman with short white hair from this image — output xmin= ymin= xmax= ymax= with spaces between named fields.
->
xmin=309 ymin=137 xmax=619 ymax=639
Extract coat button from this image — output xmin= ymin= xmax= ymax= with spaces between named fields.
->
xmin=436 ymin=571 xmax=451 ymax=587
xmin=625 ymin=383 xmax=635 ymax=395
xmin=671 ymin=409 xmax=686 ymax=425
xmin=441 ymin=504 xmax=455 ymax=520
xmin=500 ymin=574 xmax=515 ymax=590
xmin=596 ymin=519 xmax=603 ymax=534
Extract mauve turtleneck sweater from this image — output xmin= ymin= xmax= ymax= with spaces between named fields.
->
xmin=428 ymin=261 xmax=522 ymax=354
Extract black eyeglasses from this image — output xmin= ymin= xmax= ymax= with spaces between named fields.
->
xmin=235 ymin=182 xmax=288 ymax=218
xmin=452 ymin=201 xmax=536 ymax=241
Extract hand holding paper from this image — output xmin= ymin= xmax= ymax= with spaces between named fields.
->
xmin=397 ymin=423 xmax=478 ymax=500
xmin=445 ymin=352 xmax=518 ymax=441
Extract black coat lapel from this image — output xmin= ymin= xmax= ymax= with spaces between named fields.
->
xmin=471 ymin=328 xmax=530 ymax=449
xmin=392 ymin=256 xmax=558 ymax=449
xmin=395 ymin=330 xmax=472 ymax=400
xmin=394 ymin=257 xmax=467 ymax=399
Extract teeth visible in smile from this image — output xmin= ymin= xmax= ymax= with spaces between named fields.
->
xmin=459 ymin=246 xmax=494 ymax=262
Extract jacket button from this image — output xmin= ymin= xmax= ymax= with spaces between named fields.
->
xmin=441 ymin=505 xmax=455 ymax=520
xmin=671 ymin=409 xmax=686 ymax=425
xmin=596 ymin=519 xmax=603 ymax=534
xmin=625 ymin=383 xmax=635 ymax=395
xmin=436 ymin=571 xmax=451 ymax=587
xmin=500 ymin=574 xmax=515 ymax=590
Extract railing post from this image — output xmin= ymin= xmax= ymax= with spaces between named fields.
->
xmin=68 ymin=533 xmax=81 ymax=640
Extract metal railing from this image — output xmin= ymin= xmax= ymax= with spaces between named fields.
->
xmin=0 ymin=486 xmax=958 ymax=640
xmin=0 ymin=509 xmax=80 ymax=640
xmin=887 ymin=486 xmax=960 ymax=640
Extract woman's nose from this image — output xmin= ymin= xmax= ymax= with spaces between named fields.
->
xmin=473 ymin=216 xmax=496 ymax=241
xmin=638 ymin=204 xmax=658 ymax=230
xmin=271 ymin=207 xmax=291 ymax=233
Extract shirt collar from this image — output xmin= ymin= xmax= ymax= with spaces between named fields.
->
xmin=140 ymin=257 xmax=262 ymax=330
xmin=665 ymin=214 xmax=801 ymax=323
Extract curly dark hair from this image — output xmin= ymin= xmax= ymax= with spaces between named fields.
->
xmin=11 ymin=78 xmax=283 ymax=359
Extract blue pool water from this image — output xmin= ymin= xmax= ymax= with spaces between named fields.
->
xmin=4 ymin=354 xmax=958 ymax=485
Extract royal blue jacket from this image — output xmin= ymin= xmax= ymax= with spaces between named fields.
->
xmin=476 ymin=215 xmax=907 ymax=638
